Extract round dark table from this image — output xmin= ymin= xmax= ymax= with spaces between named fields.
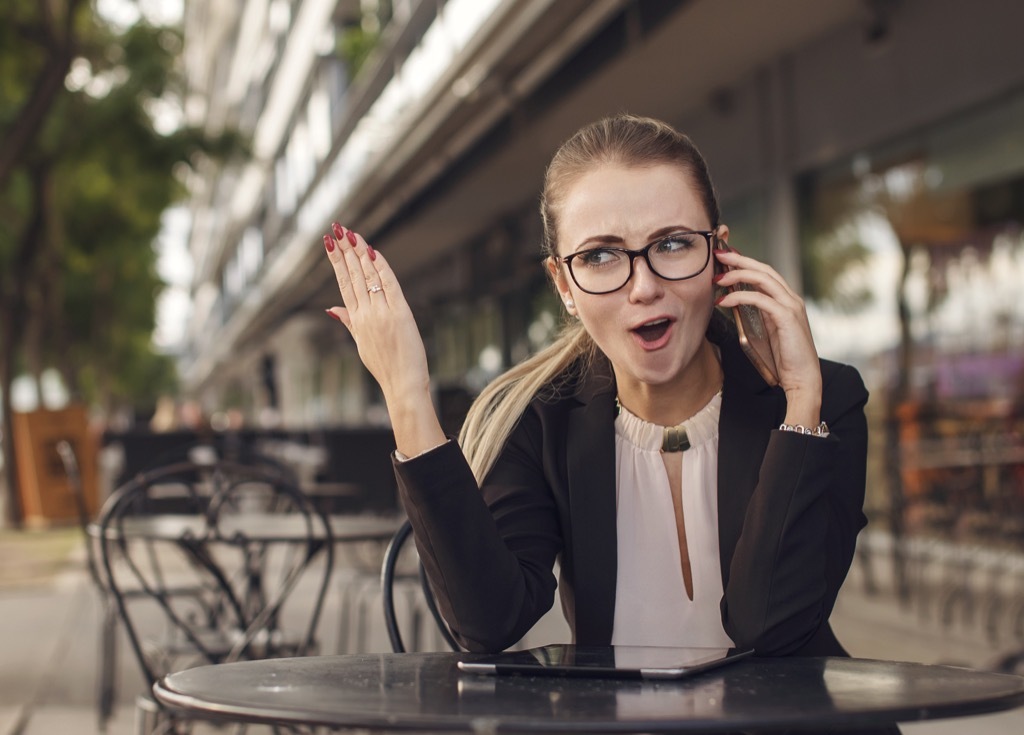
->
xmin=153 ymin=652 xmax=1024 ymax=732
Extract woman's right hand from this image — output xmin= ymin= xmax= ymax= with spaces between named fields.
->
xmin=323 ymin=223 xmax=446 ymax=456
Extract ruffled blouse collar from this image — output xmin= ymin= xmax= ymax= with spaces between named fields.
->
xmin=614 ymin=391 xmax=722 ymax=453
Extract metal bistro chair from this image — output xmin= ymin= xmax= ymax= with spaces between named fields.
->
xmin=60 ymin=442 xmax=260 ymax=732
xmin=96 ymin=459 xmax=335 ymax=733
xmin=57 ymin=440 xmax=120 ymax=732
xmin=381 ymin=519 xmax=460 ymax=653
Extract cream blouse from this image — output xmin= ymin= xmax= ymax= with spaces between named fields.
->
xmin=610 ymin=392 xmax=735 ymax=647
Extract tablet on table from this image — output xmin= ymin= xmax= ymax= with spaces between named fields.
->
xmin=457 ymin=644 xmax=754 ymax=680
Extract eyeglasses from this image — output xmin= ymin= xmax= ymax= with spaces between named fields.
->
xmin=559 ymin=231 xmax=714 ymax=295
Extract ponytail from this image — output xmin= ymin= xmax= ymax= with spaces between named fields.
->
xmin=459 ymin=322 xmax=595 ymax=482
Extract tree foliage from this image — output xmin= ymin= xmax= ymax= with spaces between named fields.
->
xmin=0 ymin=1 xmax=243 ymax=525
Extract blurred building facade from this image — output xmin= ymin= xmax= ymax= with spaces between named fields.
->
xmin=179 ymin=0 xmax=1024 ymax=537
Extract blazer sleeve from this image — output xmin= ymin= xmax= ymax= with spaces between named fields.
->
xmin=720 ymin=363 xmax=869 ymax=655
xmin=393 ymin=406 xmax=562 ymax=652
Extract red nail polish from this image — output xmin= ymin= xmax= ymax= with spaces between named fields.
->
xmin=323 ymin=235 xmax=334 ymax=253
xmin=325 ymin=309 xmax=341 ymax=322
xmin=332 ymin=223 xmax=345 ymax=241
xmin=712 ymin=273 xmax=724 ymax=283
xmin=714 ymin=295 xmax=726 ymax=306
xmin=367 ymin=244 xmax=377 ymax=261
xmin=346 ymin=230 xmax=357 ymax=246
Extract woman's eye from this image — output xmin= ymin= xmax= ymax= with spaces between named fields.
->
xmin=656 ymin=234 xmax=699 ymax=253
xmin=577 ymin=249 xmax=620 ymax=267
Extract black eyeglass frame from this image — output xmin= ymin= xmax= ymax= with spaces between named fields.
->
xmin=558 ymin=230 xmax=716 ymax=295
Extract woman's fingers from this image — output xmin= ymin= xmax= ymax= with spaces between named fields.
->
xmin=325 ymin=230 xmax=363 ymax=311
xmin=366 ymin=248 xmax=405 ymax=306
xmin=716 ymin=285 xmax=803 ymax=331
xmin=323 ymin=223 xmax=391 ymax=309
xmin=713 ymin=247 xmax=820 ymax=397
xmin=717 ymin=273 xmax=804 ymax=319
xmin=341 ymin=232 xmax=373 ymax=311
xmin=713 ymin=253 xmax=811 ymax=338
xmin=346 ymin=229 xmax=387 ymax=305
xmin=336 ymin=228 xmax=407 ymax=312
xmin=324 ymin=307 xmax=351 ymax=330
xmin=715 ymin=248 xmax=799 ymax=303
xmin=324 ymin=225 xmax=377 ymax=307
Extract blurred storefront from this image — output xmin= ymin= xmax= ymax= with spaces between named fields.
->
xmin=179 ymin=0 xmax=1024 ymax=547
xmin=800 ymin=88 xmax=1024 ymax=550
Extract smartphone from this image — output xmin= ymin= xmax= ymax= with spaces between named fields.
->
xmin=714 ymin=240 xmax=780 ymax=386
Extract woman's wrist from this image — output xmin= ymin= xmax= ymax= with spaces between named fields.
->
xmin=385 ymin=387 xmax=447 ymax=458
xmin=781 ymin=388 xmax=821 ymax=429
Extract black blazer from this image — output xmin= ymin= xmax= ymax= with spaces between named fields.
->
xmin=395 ymin=326 xmax=869 ymax=656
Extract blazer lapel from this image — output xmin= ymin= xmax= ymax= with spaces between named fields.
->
xmin=716 ymin=334 xmax=784 ymax=586
xmin=561 ymin=331 xmax=783 ymax=641
xmin=565 ymin=360 xmax=618 ymax=644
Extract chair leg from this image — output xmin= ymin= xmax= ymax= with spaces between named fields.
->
xmin=353 ymin=579 xmax=370 ymax=653
xmin=409 ymin=602 xmax=423 ymax=652
xmin=402 ymin=582 xmax=422 ymax=652
xmin=134 ymin=695 xmax=163 ymax=735
xmin=335 ymin=573 xmax=360 ymax=655
xmin=337 ymin=569 xmax=380 ymax=653
xmin=98 ymin=601 xmax=118 ymax=732
xmin=135 ymin=696 xmax=193 ymax=735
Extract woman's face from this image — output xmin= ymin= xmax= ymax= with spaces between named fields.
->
xmin=547 ymin=163 xmax=726 ymax=395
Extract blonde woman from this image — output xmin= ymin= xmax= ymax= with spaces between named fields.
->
xmin=322 ymin=115 xmax=869 ymax=662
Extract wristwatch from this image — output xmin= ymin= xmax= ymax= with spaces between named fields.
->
xmin=778 ymin=421 xmax=830 ymax=438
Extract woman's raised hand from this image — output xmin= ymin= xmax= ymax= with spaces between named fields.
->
xmin=713 ymin=247 xmax=823 ymax=427
xmin=323 ymin=223 xmax=446 ymax=456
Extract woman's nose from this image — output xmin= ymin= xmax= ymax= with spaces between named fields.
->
xmin=627 ymin=257 xmax=663 ymax=302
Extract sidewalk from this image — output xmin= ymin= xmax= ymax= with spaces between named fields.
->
xmin=0 ymin=531 xmax=140 ymax=735
xmin=833 ymin=545 xmax=1024 ymax=734
xmin=0 ymin=529 xmax=1022 ymax=735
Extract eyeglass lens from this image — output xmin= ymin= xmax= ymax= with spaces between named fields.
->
xmin=569 ymin=233 xmax=710 ymax=294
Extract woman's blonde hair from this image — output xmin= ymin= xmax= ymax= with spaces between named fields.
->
xmin=459 ymin=114 xmax=721 ymax=481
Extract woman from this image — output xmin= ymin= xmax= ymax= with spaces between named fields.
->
xmin=321 ymin=115 xmax=869 ymax=658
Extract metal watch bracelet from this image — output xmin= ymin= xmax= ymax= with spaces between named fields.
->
xmin=778 ymin=421 xmax=830 ymax=438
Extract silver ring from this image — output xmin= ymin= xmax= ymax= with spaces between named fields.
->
xmin=367 ymin=283 xmax=383 ymax=294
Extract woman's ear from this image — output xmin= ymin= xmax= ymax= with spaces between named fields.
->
xmin=712 ymin=224 xmax=730 ymax=277
xmin=715 ymin=224 xmax=730 ymax=247
xmin=545 ymin=256 xmax=576 ymax=314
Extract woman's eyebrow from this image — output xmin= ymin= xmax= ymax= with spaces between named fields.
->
xmin=571 ymin=224 xmax=700 ymax=252
xmin=646 ymin=225 xmax=702 ymax=240
xmin=571 ymin=234 xmax=622 ymax=252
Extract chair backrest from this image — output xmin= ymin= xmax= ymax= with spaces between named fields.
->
xmin=96 ymin=460 xmax=334 ymax=687
xmin=381 ymin=519 xmax=460 ymax=653
xmin=102 ymin=429 xmax=301 ymax=488
xmin=56 ymin=439 xmax=105 ymax=590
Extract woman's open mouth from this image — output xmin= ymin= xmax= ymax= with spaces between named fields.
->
xmin=631 ymin=318 xmax=673 ymax=350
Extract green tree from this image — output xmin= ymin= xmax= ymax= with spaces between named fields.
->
xmin=0 ymin=1 xmax=241 ymax=526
